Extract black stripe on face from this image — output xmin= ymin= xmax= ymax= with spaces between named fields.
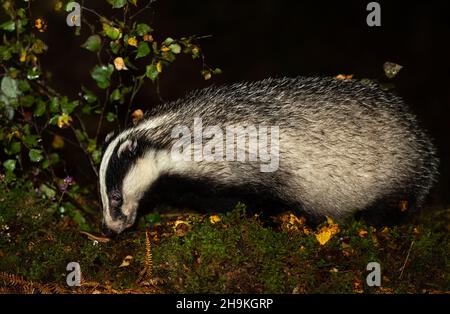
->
xmin=104 ymin=137 xmax=154 ymax=220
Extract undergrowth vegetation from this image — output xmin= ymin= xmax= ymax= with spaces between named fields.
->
xmin=0 ymin=181 xmax=448 ymax=293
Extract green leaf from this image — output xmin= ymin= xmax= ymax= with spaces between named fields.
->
xmin=136 ymin=23 xmax=152 ymax=36
xmin=39 ymin=183 xmax=56 ymax=199
xmin=5 ymin=141 xmax=21 ymax=155
xmin=42 ymin=153 xmax=60 ymax=169
xmin=34 ymin=100 xmax=46 ymax=117
xmin=81 ymin=35 xmax=102 ymax=52
xmin=3 ymin=159 xmax=16 ymax=172
xmin=110 ymin=40 xmax=121 ymax=54
xmin=213 ymin=68 xmax=222 ymax=75
xmin=18 ymin=80 xmax=31 ymax=93
xmin=110 ymin=88 xmax=121 ymax=101
xmin=145 ymin=64 xmax=159 ymax=81
xmin=0 ymin=20 xmax=15 ymax=32
xmin=29 ymin=149 xmax=44 ymax=162
xmin=91 ymin=64 xmax=114 ymax=89
xmin=31 ymin=39 xmax=48 ymax=54
xmin=61 ymin=99 xmax=79 ymax=114
xmin=163 ymin=37 xmax=174 ymax=45
xmin=91 ymin=149 xmax=102 ymax=164
xmin=81 ymin=86 xmax=98 ymax=104
xmin=26 ymin=67 xmax=41 ymax=80
xmin=50 ymin=97 xmax=60 ymax=113
xmin=136 ymin=41 xmax=150 ymax=59
xmin=108 ymin=0 xmax=127 ymax=9
xmin=104 ymin=24 xmax=121 ymax=40
xmin=20 ymin=95 xmax=35 ymax=107
xmin=1 ymin=76 xmax=20 ymax=99
xmin=106 ymin=112 xmax=116 ymax=122
xmin=24 ymin=135 xmax=39 ymax=147
xmin=145 ymin=212 xmax=161 ymax=224
xmin=169 ymin=43 xmax=181 ymax=54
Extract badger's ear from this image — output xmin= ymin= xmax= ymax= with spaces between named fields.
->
xmin=117 ymin=138 xmax=138 ymax=158
xmin=102 ymin=131 xmax=117 ymax=154
xmin=105 ymin=131 xmax=116 ymax=143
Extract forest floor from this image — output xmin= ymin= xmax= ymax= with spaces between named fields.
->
xmin=0 ymin=180 xmax=449 ymax=294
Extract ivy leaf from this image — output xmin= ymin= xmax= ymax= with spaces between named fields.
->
xmin=136 ymin=23 xmax=152 ymax=36
xmin=29 ymin=149 xmax=44 ymax=163
xmin=3 ymin=159 xmax=16 ymax=172
xmin=91 ymin=64 xmax=114 ymax=89
xmin=0 ymin=21 xmax=15 ymax=32
xmin=146 ymin=63 xmax=159 ymax=81
xmin=81 ymin=35 xmax=102 ymax=52
xmin=136 ymin=41 xmax=150 ymax=59
xmin=1 ymin=76 xmax=20 ymax=99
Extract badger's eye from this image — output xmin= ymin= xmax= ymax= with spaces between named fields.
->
xmin=110 ymin=191 xmax=122 ymax=207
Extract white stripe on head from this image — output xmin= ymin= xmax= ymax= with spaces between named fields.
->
xmin=99 ymin=114 xmax=170 ymax=226
xmin=99 ymin=130 xmax=132 ymax=221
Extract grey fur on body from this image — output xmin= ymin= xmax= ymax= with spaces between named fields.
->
xmin=99 ymin=76 xmax=439 ymax=235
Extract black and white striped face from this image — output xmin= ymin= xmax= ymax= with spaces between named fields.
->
xmin=99 ymin=132 xmax=155 ymax=236
xmin=99 ymin=132 xmax=137 ymax=235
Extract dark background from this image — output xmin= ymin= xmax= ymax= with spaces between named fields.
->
xmin=35 ymin=1 xmax=450 ymax=208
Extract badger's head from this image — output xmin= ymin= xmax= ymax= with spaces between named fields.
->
xmin=99 ymin=131 xmax=162 ymax=236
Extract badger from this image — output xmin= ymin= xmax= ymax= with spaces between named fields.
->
xmin=99 ymin=76 xmax=439 ymax=236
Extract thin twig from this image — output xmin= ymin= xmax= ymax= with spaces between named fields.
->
xmin=399 ymin=241 xmax=415 ymax=280
xmin=129 ymin=0 xmax=157 ymax=20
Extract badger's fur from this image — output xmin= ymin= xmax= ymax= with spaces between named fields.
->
xmin=99 ymin=77 xmax=439 ymax=235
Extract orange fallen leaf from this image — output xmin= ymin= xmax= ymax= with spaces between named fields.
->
xmin=209 ymin=215 xmax=221 ymax=224
xmin=119 ymin=255 xmax=133 ymax=267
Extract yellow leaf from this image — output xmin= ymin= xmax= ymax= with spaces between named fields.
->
xmin=119 ymin=255 xmax=133 ymax=267
xmin=353 ymin=280 xmax=364 ymax=293
xmin=114 ymin=57 xmax=128 ymax=71
xmin=57 ymin=113 xmax=72 ymax=128
xmin=358 ymin=229 xmax=368 ymax=238
xmin=19 ymin=49 xmax=27 ymax=62
xmin=161 ymin=46 xmax=170 ymax=52
xmin=156 ymin=61 xmax=162 ymax=73
xmin=209 ymin=215 xmax=221 ymax=224
xmin=315 ymin=228 xmax=334 ymax=245
xmin=52 ymin=135 xmax=65 ymax=149
xmin=315 ymin=217 xmax=339 ymax=245
xmin=34 ymin=18 xmax=47 ymax=33
xmin=127 ymin=37 xmax=138 ymax=47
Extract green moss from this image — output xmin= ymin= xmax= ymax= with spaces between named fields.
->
xmin=0 ymin=181 xmax=449 ymax=293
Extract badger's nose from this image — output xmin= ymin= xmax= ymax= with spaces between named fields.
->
xmin=101 ymin=223 xmax=118 ymax=238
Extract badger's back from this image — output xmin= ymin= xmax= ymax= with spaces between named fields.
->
xmin=133 ymin=77 xmax=439 ymax=223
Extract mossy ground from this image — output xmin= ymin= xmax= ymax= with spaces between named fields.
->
xmin=0 ymin=181 xmax=448 ymax=293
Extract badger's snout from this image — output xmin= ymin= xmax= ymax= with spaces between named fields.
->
xmin=101 ymin=222 xmax=119 ymax=238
